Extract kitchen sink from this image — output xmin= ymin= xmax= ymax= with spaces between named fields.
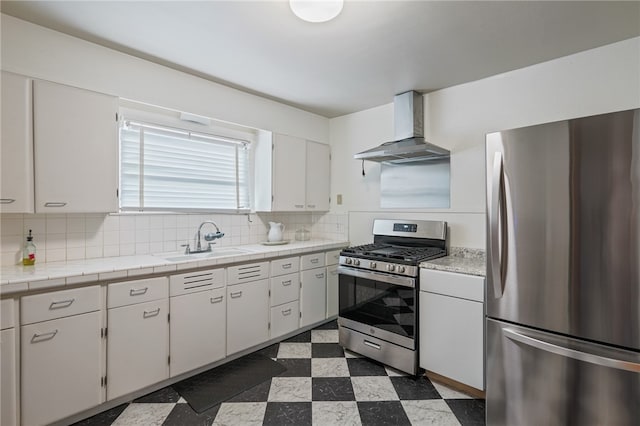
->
xmin=155 ymin=247 xmax=252 ymax=262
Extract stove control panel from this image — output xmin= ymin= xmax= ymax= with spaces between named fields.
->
xmin=339 ymin=256 xmax=419 ymax=277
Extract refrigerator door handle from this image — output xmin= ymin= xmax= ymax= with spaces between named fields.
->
xmin=504 ymin=328 xmax=640 ymax=373
xmin=490 ymin=151 xmax=505 ymax=298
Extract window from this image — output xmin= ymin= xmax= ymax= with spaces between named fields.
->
xmin=120 ymin=120 xmax=251 ymax=212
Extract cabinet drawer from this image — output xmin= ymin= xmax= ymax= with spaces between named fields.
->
xmin=300 ymin=253 xmax=325 ymax=270
xmin=170 ymin=268 xmax=225 ymax=296
xmin=325 ymin=250 xmax=341 ymax=266
xmin=227 ymin=261 xmax=269 ymax=285
xmin=108 ymin=277 xmax=168 ymax=309
xmin=21 ymin=286 xmax=100 ymax=325
xmin=270 ymin=300 xmax=300 ymax=339
xmin=270 ymin=273 xmax=300 ymax=307
xmin=270 ymin=257 xmax=299 ymax=277
xmin=1 ymin=298 xmax=15 ymax=329
xmin=420 ymin=269 xmax=485 ymax=302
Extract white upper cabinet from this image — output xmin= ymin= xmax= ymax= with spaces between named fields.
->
xmin=1 ymin=71 xmax=34 ymax=213
xmin=254 ymin=132 xmax=330 ymax=212
xmin=33 ymin=80 xmax=118 ymax=213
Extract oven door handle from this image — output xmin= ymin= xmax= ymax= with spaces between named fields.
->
xmin=337 ymin=265 xmax=415 ymax=288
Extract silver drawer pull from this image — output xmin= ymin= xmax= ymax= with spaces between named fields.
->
xmin=143 ymin=308 xmax=160 ymax=318
xmin=307 ymin=204 xmax=316 ymax=208
xmin=315 ymin=273 xmax=325 ymax=279
xmin=282 ymin=263 xmax=292 ymax=269
xmin=364 ymin=340 xmax=381 ymax=350
xmin=230 ymin=291 xmax=243 ymax=299
xmin=31 ymin=330 xmax=58 ymax=343
xmin=0 ymin=198 xmax=16 ymax=204
xmin=294 ymin=204 xmax=304 ymax=208
xmin=129 ymin=287 xmax=149 ymax=296
xmin=282 ymin=308 xmax=292 ymax=316
xmin=49 ymin=298 xmax=75 ymax=309
xmin=210 ymin=296 xmax=224 ymax=304
xmin=44 ymin=202 xmax=67 ymax=207
xmin=282 ymin=280 xmax=292 ymax=286
xmin=310 ymin=258 xmax=319 ymax=264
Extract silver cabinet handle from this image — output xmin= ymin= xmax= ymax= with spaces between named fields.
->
xmin=364 ymin=340 xmax=381 ymax=350
xmin=44 ymin=202 xmax=67 ymax=207
xmin=49 ymin=299 xmax=75 ymax=309
xmin=282 ymin=263 xmax=292 ymax=269
xmin=0 ymin=199 xmax=16 ymax=204
xmin=230 ymin=291 xmax=243 ymax=299
xmin=130 ymin=287 xmax=148 ymax=296
xmin=143 ymin=308 xmax=160 ymax=318
xmin=294 ymin=204 xmax=304 ymax=208
xmin=503 ymin=328 xmax=640 ymax=373
xmin=210 ymin=296 xmax=224 ymax=304
xmin=307 ymin=204 xmax=316 ymax=208
xmin=31 ymin=329 xmax=58 ymax=343
xmin=282 ymin=308 xmax=292 ymax=316
xmin=310 ymin=258 xmax=319 ymax=264
xmin=282 ymin=280 xmax=292 ymax=286
xmin=315 ymin=273 xmax=325 ymax=279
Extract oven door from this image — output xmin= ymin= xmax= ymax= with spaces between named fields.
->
xmin=338 ymin=265 xmax=416 ymax=349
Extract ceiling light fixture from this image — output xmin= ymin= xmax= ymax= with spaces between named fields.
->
xmin=289 ymin=0 xmax=344 ymax=23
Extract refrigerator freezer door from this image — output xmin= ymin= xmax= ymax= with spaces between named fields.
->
xmin=487 ymin=319 xmax=640 ymax=426
xmin=486 ymin=109 xmax=640 ymax=350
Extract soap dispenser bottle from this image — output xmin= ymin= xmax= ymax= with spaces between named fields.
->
xmin=22 ymin=229 xmax=36 ymax=266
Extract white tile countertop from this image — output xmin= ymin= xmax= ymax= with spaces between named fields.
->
xmin=0 ymin=239 xmax=349 ymax=295
xmin=420 ymin=247 xmax=486 ymax=277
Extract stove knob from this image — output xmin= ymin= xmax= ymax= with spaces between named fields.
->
xmin=370 ymin=261 xmax=377 ymax=269
xmin=387 ymin=264 xmax=395 ymax=272
xmin=354 ymin=259 xmax=361 ymax=266
xmin=345 ymin=258 xmax=352 ymax=265
xmin=398 ymin=266 xmax=406 ymax=273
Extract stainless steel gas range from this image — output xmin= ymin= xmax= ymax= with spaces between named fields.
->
xmin=337 ymin=219 xmax=448 ymax=375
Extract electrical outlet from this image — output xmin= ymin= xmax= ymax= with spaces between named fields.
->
xmin=337 ymin=194 xmax=343 ymax=205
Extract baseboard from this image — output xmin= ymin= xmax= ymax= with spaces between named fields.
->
xmin=424 ymin=370 xmax=486 ymax=399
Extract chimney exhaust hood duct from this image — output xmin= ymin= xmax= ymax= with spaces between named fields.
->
xmin=354 ymin=91 xmax=449 ymax=163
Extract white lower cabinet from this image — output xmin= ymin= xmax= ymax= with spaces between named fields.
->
xmin=170 ymin=287 xmax=226 ymax=377
xmin=419 ymin=269 xmax=485 ymax=390
xmin=326 ymin=264 xmax=339 ymax=318
xmin=21 ymin=311 xmax=103 ymax=426
xmin=1 ymin=327 xmax=16 ymax=426
xmin=270 ymin=300 xmax=300 ymax=339
xmin=300 ymin=267 xmax=327 ymax=327
xmin=226 ymin=279 xmax=269 ymax=355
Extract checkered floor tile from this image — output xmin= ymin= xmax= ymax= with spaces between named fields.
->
xmin=73 ymin=320 xmax=485 ymax=425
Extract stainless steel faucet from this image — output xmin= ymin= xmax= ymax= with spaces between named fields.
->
xmin=183 ymin=221 xmax=225 ymax=254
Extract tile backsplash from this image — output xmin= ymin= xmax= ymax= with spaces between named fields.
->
xmin=0 ymin=212 xmax=348 ymax=266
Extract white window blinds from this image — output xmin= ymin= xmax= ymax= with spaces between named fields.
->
xmin=120 ymin=121 xmax=251 ymax=211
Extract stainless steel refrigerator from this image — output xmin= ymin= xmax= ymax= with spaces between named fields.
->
xmin=485 ymin=109 xmax=640 ymax=425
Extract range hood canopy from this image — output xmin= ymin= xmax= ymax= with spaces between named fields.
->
xmin=354 ymin=91 xmax=449 ymax=163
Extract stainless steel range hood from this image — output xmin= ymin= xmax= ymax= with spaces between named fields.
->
xmin=354 ymin=91 xmax=449 ymax=163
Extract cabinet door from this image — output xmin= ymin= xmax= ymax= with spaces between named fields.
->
xmin=305 ymin=141 xmax=330 ymax=211
xmin=21 ymin=312 xmax=103 ymax=426
xmin=226 ymin=279 xmax=269 ymax=355
xmin=419 ymin=291 xmax=484 ymax=390
xmin=170 ymin=288 xmax=226 ymax=377
xmin=300 ymin=267 xmax=327 ymax=327
xmin=107 ymin=299 xmax=169 ymax=400
xmin=270 ymin=300 xmax=300 ymax=339
xmin=1 ymin=328 xmax=16 ymax=426
xmin=272 ymin=134 xmax=306 ymax=211
xmin=270 ymin=272 xmax=299 ymax=306
xmin=326 ymin=265 xmax=339 ymax=318
xmin=1 ymin=71 xmax=34 ymax=213
xmin=33 ymin=80 xmax=118 ymax=213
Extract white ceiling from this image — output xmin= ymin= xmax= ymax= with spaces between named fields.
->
xmin=2 ymin=1 xmax=639 ymax=118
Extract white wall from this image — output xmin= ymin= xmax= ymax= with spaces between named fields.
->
xmin=330 ymin=37 xmax=640 ymax=248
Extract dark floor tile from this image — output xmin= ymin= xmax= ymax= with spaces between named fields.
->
xmin=390 ymin=376 xmax=440 ymax=400
xmin=133 ymin=386 xmax=181 ymax=403
xmin=226 ymin=379 xmax=272 ymax=402
xmin=347 ymin=357 xmax=388 ymax=376
xmin=256 ymin=343 xmax=280 ymax=358
xmin=162 ymin=402 xmax=219 ymax=426
xmin=71 ymin=403 xmax=128 ymax=426
xmin=311 ymin=342 xmax=345 ymax=358
xmin=276 ymin=358 xmax=312 ymax=377
xmin=312 ymin=377 xmax=355 ymax=401
xmin=284 ymin=330 xmax=311 ymax=342
xmin=263 ymin=402 xmax=312 ymax=426
xmin=446 ymin=399 xmax=486 ymax=426
xmin=315 ymin=319 xmax=338 ymax=330
xmin=357 ymin=401 xmax=411 ymax=425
